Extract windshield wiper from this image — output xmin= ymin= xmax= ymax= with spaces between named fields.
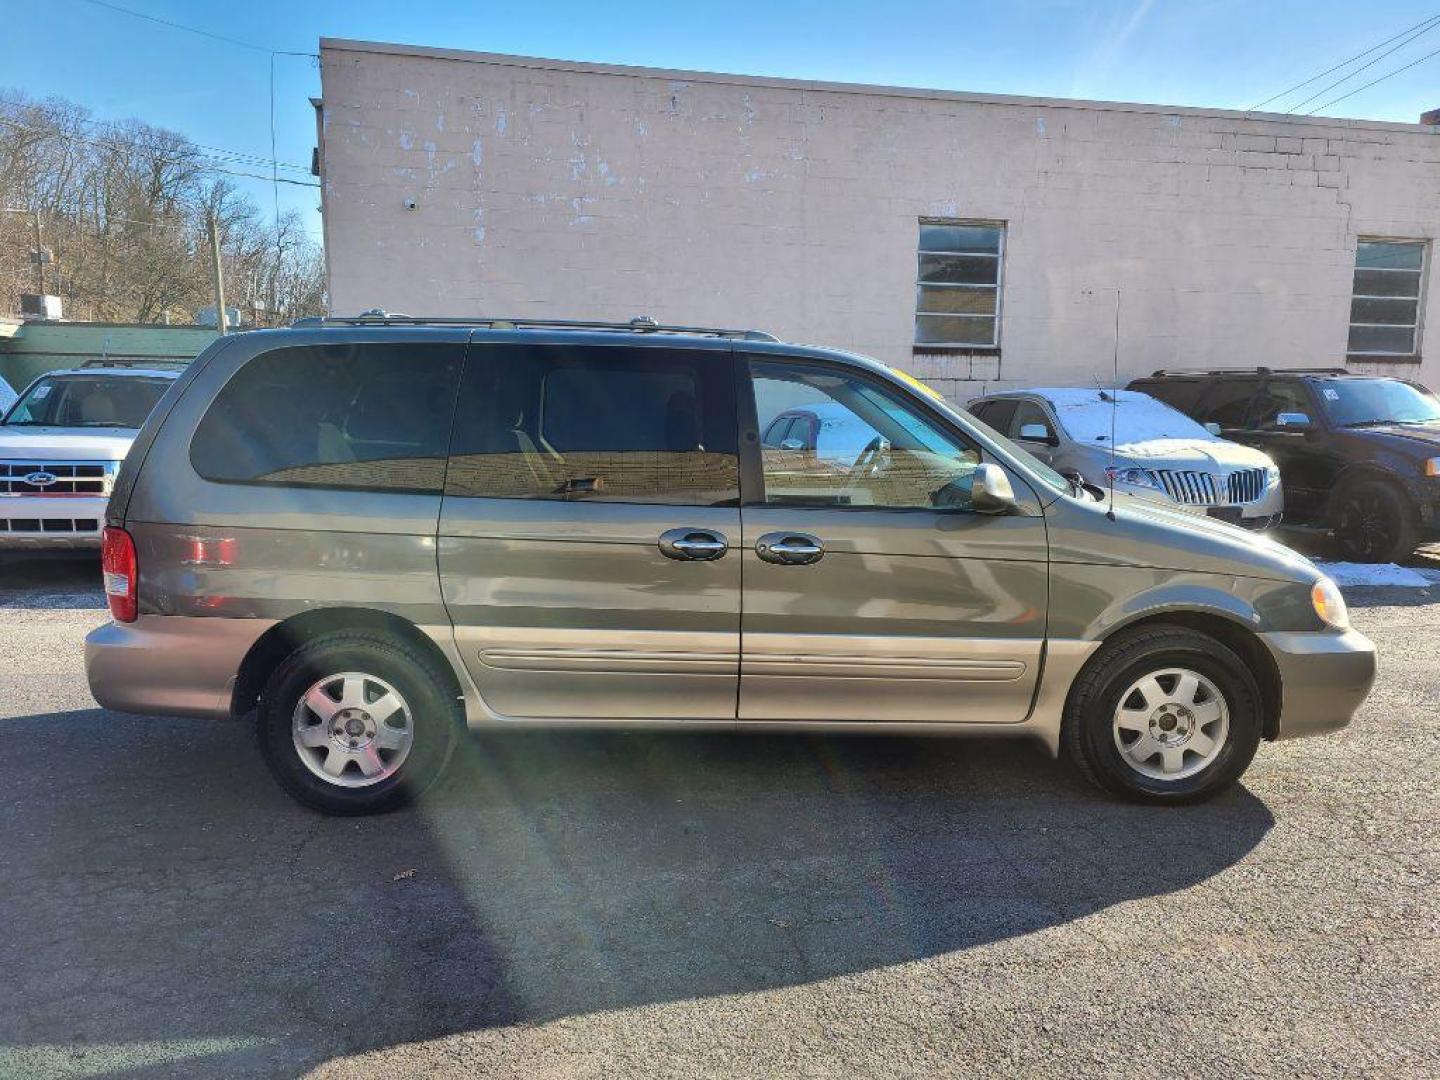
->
xmin=1345 ymin=418 xmax=1440 ymax=428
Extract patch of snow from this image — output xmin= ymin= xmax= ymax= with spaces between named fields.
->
xmin=1315 ymin=561 xmax=1437 ymax=588
xmin=1033 ymin=388 xmax=1216 ymax=446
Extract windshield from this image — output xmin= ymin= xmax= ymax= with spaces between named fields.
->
xmin=1316 ymin=378 xmax=1440 ymax=427
xmin=3 ymin=375 xmax=171 ymax=429
xmin=1042 ymin=388 xmax=1213 ymax=445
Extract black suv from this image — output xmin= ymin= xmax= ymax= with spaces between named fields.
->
xmin=1127 ymin=368 xmax=1440 ymax=563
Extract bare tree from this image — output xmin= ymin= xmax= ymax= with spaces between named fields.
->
xmin=0 ymin=90 xmax=325 ymax=324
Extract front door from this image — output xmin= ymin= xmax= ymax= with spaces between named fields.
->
xmin=438 ymin=341 xmax=741 ymax=720
xmin=738 ymin=356 xmax=1049 ymax=724
xmin=1240 ymin=379 xmax=1337 ymax=524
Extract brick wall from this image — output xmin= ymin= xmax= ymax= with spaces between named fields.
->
xmin=318 ymin=40 xmax=1440 ymax=401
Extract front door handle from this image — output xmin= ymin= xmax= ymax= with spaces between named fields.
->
xmin=658 ymin=527 xmax=729 ymax=561
xmin=755 ymin=531 xmax=825 ymax=565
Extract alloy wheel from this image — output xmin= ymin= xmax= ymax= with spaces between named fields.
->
xmin=1112 ymin=667 xmax=1229 ymax=781
xmin=291 ymin=671 xmax=414 ymax=788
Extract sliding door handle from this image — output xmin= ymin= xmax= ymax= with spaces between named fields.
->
xmin=755 ymin=532 xmax=825 ymax=565
xmin=658 ymin=528 xmax=729 ymax=561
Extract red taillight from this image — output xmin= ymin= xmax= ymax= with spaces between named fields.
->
xmin=101 ymin=526 xmax=138 ymax=623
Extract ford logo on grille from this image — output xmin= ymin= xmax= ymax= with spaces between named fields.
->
xmin=23 ymin=471 xmax=59 ymax=487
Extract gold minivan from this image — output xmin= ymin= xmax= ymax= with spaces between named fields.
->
xmin=86 ymin=316 xmax=1376 ymax=814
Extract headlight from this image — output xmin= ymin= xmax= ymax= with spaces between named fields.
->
xmin=1424 ymin=457 xmax=1440 ymax=477
xmin=1105 ymin=466 xmax=1159 ymax=491
xmin=1311 ymin=575 xmax=1349 ymax=630
xmin=1265 ymin=463 xmax=1281 ymax=485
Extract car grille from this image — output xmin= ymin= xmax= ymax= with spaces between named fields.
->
xmin=1152 ymin=470 xmax=1219 ymax=506
xmin=0 ymin=460 xmax=115 ymax=496
xmin=1226 ymin=467 xmax=1268 ymax=505
xmin=0 ymin=518 xmax=100 ymax=533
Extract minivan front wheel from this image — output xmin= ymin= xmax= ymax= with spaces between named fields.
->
xmin=257 ymin=632 xmax=460 ymax=815
xmin=1063 ymin=627 xmax=1261 ymax=804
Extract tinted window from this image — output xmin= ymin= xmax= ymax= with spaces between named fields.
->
xmin=1250 ymin=381 xmax=1314 ymax=429
xmin=191 ymin=343 xmax=463 ymax=493
xmin=973 ymin=398 xmax=1018 ymax=436
xmin=446 ymin=344 xmax=738 ymax=505
xmin=5 ymin=375 xmax=171 ymax=428
xmin=1196 ymin=379 xmax=1258 ymax=429
xmin=1131 ymin=379 xmax=1208 ymax=415
xmin=749 ymin=359 xmax=983 ymax=510
xmin=1009 ymin=400 xmax=1055 ymax=441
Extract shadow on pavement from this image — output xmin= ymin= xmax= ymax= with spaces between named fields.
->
xmin=0 ymin=552 xmax=104 ymax=610
xmin=0 ymin=710 xmax=1274 ymax=1077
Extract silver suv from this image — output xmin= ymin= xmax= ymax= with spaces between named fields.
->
xmin=85 ymin=316 xmax=1376 ymax=814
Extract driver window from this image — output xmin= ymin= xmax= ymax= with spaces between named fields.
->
xmin=749 ymin=359 xmax=982 ymax=509
xmin=1251 ymin=381 xmax=1311 ymax=430
xmin=1008 ymin=400 xmax=1055 ymax=441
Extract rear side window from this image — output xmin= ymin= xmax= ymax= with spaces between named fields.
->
xmin=190 ymin=343 xmax=463 ymax=493
xmin=1131 ymin=378 xmax=1207 ymax=415
xmin=446 ymin=344 xmax=738 ymax=505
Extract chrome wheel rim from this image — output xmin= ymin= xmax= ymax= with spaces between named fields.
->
xmin=292 ymin=671 xmax=413 ymax=788
xmin=1112 ymin=667 xmax=1229 ymax=781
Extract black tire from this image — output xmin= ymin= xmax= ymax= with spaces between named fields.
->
xmin=1331 ymin=479 xmax=1416 ymax=564
xmin=1062 ymin=626 xmax=1262 ymax=805
xmin=257 ymin=631 xmax=460 ymax=815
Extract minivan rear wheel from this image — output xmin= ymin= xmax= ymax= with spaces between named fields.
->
xmin=1063 ymin=627 xmax=1262 ymax=804
xmin=257 ymin=631 xmax=460 ymax=815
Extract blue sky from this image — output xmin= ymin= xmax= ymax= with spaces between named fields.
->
xmin=7 ymin=0 xmax=1440 ymax=242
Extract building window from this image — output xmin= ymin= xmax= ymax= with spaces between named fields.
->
xmin=914 ymin=220 xmax=1004 ymax=350
xmin=1349 ymin=239 xmax=1426 ymax=359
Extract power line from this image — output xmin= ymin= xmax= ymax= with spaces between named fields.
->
xmin=0 ymin=97 xmax=313 ymax=174
xmin=1249 ymin=12 xmax=1440 ymax=111
xmin=1285 ymin=17 xmax=1440 ymax=113
xmin=72 ymin=0 xmax=315 ymax=57
xmin=0 ymin=99 xmax=313 ymax=174
xmin=1307 ymin=42 xmax=1440 ymax=114
xmin=0 ymin=116 xmax=320 ymax=188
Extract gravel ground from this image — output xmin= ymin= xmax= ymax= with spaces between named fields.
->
xmin=0 ymin=551 xmax=1436 ymax=1079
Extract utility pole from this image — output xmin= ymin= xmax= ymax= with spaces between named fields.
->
xmin=32 ymin=210 xmax=46 ymax=295
xmin=207 ymin=211 xmax=228 ymax=335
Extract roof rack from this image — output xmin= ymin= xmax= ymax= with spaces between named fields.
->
xmin=291 ymin=310 xmax=780 ymax=342
xmin=78 ymin=357 xmax=188 ymax=369
xmin=1146 ymin=366 xmax=1351 ymax=377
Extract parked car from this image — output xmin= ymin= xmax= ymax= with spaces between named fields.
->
xmin=967 ymin=388 xmax=1283 ymax=529
xmin=86 ymin=316 xmax=1374 ymax=814
xmin=0 ymin=374 xmax=17 ymax=416
xmin=1128 ymin=368 xmax=1440 ymax=562
xmin=0 ymin=364 xmax=179 ymax=547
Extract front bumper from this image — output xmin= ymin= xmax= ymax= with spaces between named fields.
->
xmin=0 ymin=494 xmax=108 ymax=548
xmin=1261 ymin=627 xmax=1377 ymax=740
xmin=85 ymin=614 xmax=274 ymax=719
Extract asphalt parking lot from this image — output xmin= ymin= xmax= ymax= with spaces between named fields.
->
xmin=0 ymin=550 xmax=1437 ymax=1079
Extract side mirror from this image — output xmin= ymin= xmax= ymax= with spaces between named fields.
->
xmin=1276 ymin=412 xmax=1312 ymax=430
xmin=779 ymin=437 xmax=805 ymax=451
xmin=968 ymin=463 xmax=1018 ymax=515
xmin=1018 ymin=423 xmax=1055 ymax=445
xmin=1203 ymin=422 xmax=1222 ymax=436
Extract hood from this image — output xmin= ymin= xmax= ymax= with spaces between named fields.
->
xmin=1104 ymin=437 xmax=1274 ymax=471
xmin=1343 ymin=422 xmax=1440 ymax=452
xmin=0 ymin=426 xmax=137 ymax=460
xmin=1056 ymin=490 xmax=1320 ymax=584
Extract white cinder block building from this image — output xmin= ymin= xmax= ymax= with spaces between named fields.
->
xmin=315 ymin=37 xmax=1440 ymax=400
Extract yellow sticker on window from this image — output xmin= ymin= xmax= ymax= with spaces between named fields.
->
xmin=888 ymin=366 xmax=947 ymax=402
